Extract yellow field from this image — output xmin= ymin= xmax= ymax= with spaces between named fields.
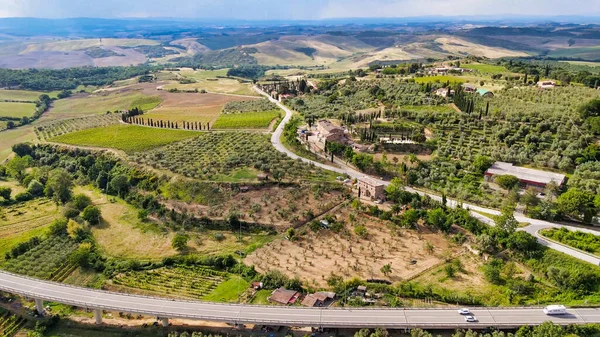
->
xmin=22 ymin=38 xmax=158 ymax=53
xmin=161 ymin=68 xmax=258 ymax=96
xmin=0 ymin=125 xmax=37 ymax=162
xmin=49 ymin=92 xmax=162 ymax=118
xmin=0 ymin=89 xmax=59 ymax=101
xmin=75 ymin=186 xmax=178 ymax=260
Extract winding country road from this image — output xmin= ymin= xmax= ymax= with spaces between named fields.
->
xmin=258 ymin=86 xmax=600 ymax=265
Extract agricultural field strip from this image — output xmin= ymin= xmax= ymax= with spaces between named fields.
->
xmin=0 ymin=270 xmax=598 ymax=327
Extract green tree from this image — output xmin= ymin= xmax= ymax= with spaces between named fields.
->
xmin=109 ymin=174 xmax=129 ymax=197
xmin=48 ymin=218 xmax=68 ymax=236
xmin=81 ymin=205 xmax=101 ymax=225
xmin=556 ymin=188 xmax=597 ymax=223
xmin=472 ymin=155 xmax=493 ymax=174
xmin=27 ymin=180 xmax=44 ymax=197
xmin=6 ymin=155 xmax=30 ymax=182
xmin=495 ymin=208 xmax=519 ymax=234
xmin=579 ymin=98 xmax=600 ymax=119
xmin=45 ymin=168 xmax=73 ymax=204
xmin=69 ymin=242 xmax=92 ymax=268
xmin=531 ymin=321 xmax=565 ymax=337
xmin=506 ymin=231 xmax=538 ymax=256
xmin=495 ymin=175 xmax=520 ymax=190
xmin=427 ymin=208 xmax=450 ymax=232
xmin=0 ymin=186 xmax=11 ymax=201
xmin=172 ymin=233 xmax=189 ymax=251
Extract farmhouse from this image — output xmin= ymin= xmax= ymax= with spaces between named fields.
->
xmin=484 ymin=162 xmax=566 ymax=191
xmin=477 ymin=89 xmax=494 ymax=98
xmin=301 ymin=291 xmax=336 ymax=307
xmin=434 ymin=87 xmax=454 ymax=97
xmin=357 ymin=176 xmax=385 ymax=201
xmin=537 ymin=80 xmax=556 ymax=89
xmin=268 ymin=288 xmax=300 ymax=305
xmin=316 ymin=120 xmax=347 ymax=144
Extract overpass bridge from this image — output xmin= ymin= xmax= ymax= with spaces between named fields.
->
xmin=0 ymin=271 xmax=598 ymax=329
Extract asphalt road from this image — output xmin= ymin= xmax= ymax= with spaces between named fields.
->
xmin=258 ymin=86 xmax=600 ymax=265
xmin=0 ymin=271 xmax=598 ymax=328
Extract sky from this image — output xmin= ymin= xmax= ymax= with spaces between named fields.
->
xmin=0 ymin=0 xmax=598 ymax=20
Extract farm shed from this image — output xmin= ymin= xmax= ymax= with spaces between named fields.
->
xmin=484 ymin=162 xmax=566 ymax=192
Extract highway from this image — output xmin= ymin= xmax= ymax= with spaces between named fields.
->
xmin=0 ymin=270 xmax=598 ymax=328
xmin=258 ymin=86 xmax=600 ymax=266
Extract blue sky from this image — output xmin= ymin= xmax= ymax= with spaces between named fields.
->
xmin=0 ymin=0 xmax=597 ymax=19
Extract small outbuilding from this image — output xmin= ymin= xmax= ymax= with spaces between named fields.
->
xmin=301 ymin=292 xmax=336 ymax=307
xmin=268 ymin=288 xmax=300 ymax=305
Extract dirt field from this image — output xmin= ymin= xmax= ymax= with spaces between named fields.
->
xmin=106 ymin=82 xmax=258 ymax=124
xmin=165 ymin=184 xmax=346 ymax=230
xmin=245 ymin=206 xmax=460 ymax=287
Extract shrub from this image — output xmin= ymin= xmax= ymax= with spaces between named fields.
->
xmin=72 ymin=193 xmax=92 ymax=211
xmin=14 ymin=191 xmax=32 ymax=202
xmin=172 ymin=233 xmax=189 ymax=251
xmin=81 ymin=205 xmax=101 ymax=225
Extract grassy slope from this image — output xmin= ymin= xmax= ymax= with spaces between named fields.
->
xmin=0 ymin=89 xmax=59 ymax=101
xmin=0 ymin=101 xmax=37 ymax=118
xmin=0 ymin=125 xmax=37 ymax=162
xmin=201 ymin=276 xmax=249 ymax=302
xmin=50 ymin=124 xmax=198 ymax=153
xmin=74 ymin=186 xmax=178 ymax=260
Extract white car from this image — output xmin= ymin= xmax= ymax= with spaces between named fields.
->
xmin=464 ymin=315 xmax=478 ymax=322
xmin=457 ymin=308 xmax=471 ymax=315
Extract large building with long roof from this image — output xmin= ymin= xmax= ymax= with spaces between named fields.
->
xmin=484 ymin=162 xmax=566 ymax=191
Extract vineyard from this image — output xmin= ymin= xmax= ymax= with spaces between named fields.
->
xmin=2 ymin=236 xmax=78 ymax=280
xmin=35 ymin=114 xmax=121 ymax=141
xmin=111 ymin=265 xmax=228 ymax=299
xmin=212 ymin=110 xmax=280 ymax=129
xmin=132 ymin=132 xmax=335 ymax=181
xmin=222 ymin=99 xmax=278 ymax=113
xmin=0 ymin=310 xmax=25 ymax=337
xmin=50 ymin=124 xmax=199 ymax=153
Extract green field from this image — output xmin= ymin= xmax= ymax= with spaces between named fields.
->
xmin=462 ymin=63 xmax=508 ymax=74
xmin=202 ymin=276 xmax=249 ymax=302
xmin=0 ymin=101 xmax=37 ymax=118
xmin=0 ymin=89 xmax=59 ymax=101
xmin=50 ymin=92 xmax=162 ymax=117
xmin=162 ymin=68 xmax=259 ymax=96
xmin=414 ymin=75 xmax=468 ymax=84
xmin=212 ymin=110 xmax=280 ymax=129
xmin=50 ymin=124 xmax=199 ymax=153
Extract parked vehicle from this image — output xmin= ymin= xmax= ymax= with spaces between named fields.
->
xmin=543 ymin=305 xmax=567 ymax=315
